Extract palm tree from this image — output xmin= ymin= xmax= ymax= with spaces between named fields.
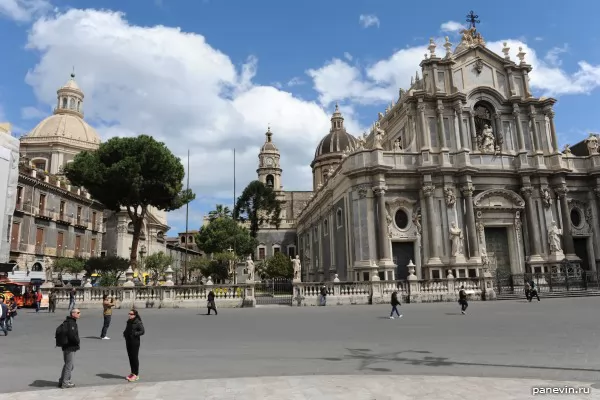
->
xmin=208 ymin=204 xmax=232 ymax=222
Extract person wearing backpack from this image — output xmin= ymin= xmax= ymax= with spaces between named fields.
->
xmin=57 ymin=308 xmax=81 ymax=389
xmin=458 ymin=286 xmax=468 ymax=315
xmin=123 ymin=309 xmax=145 ymax=382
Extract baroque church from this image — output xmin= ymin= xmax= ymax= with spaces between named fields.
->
xmin=11 ymin=73 xmax=169 ymax=275
xmin=257 ymin=23 xmax=600 ymax=283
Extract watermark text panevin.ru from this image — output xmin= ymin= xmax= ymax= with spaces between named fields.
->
xmin=532 ymin=386 xmax=591 ymax=395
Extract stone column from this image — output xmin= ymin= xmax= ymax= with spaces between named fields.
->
xmin=437 ymin=103 xmax=447 ymax=149
xmin=513 ymin=104 xmax=526 ymax=152
xmin=528 ymin=107 xmax=541 ymax=153
xmin=418 ymin=102 xmax=429 ymax=150
xmin=454 ymin=103 xmax=469 ymax=151
xmin=423 ymin=183 xmax=441 ymax=263
xmin=373 ymin=186 xmax=392 ymax=263
xmin=555 ymin=184 xmax=576 ymax=256
xmin=461 ymin=184 xmax=479 ymax=258
xmin=520 ymin=186 xmax=543 ymax=259
xmin=468 ymin=111 xmax=477 ymax=150
xmin=493 ymin=112 xmax=503 ymax=152
xmin=544 ymin=109 xmax=559 ymax=154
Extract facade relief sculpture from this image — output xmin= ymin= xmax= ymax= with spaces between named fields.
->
xmin=548 ymin=221 xmax=563 ymax=253
xmin=562 ymin=144 xmax=572 ymax=156
xmin=479 ymin=124 xmax=496 ymax=154
xmin=541 ymin=188 xmax=552 ymax=209
xmin=412 ymin=207 xmax=422 ymax=235
xmin=444 ymin=187 xmax=456 ymax=207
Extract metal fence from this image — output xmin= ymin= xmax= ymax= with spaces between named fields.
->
xmin=254 ymin=278 xmax=293 ymax=306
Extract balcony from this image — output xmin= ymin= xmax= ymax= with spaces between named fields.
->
xmin=74 ymin=248 xmax=81 ymax=258
xmin=35 ymin=208 xmax=53 ymax=221
xmin=74 ymin=218 xmax=88 ymax=230
xmin=56 ymin=213 xmax=72 ymax=225
xmin=56 ymin=247 xmax=65 ymax=257
xmin=35 ymin=244 xmax=45 ymax=255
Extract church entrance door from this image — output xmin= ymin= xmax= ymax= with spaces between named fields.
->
xmin=392 ymin=242 xmax=414 ymax=281
xmin=573 ymin=238 xmax=590 ymax=271
xmin=484 ymin=227 xmax=511 ymax=276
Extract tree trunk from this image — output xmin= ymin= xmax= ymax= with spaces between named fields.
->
xmin=127 ymin=205 xmax=147 ymax=274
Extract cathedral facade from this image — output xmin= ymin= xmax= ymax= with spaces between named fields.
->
xmin=285 ymin=26 xmax=600 ymax=283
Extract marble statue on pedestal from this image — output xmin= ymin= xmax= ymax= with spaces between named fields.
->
xmin=480 ymin=125 xmax=495 ymax=154
xmin=548 ymin=221 xmax=563 ymax=253
xmin=449 ymin=222 xmax=464 ymax=256
xmin=585 ymin=134 xmax=599 ymax=155
xmin=292 ymin=255 xmax=301 ymax=281
xmin=246 ymin=255 xmax=255 ymax=281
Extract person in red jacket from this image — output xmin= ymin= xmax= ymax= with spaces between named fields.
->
xmin=35 ymin=290 xmax=43 ymax=313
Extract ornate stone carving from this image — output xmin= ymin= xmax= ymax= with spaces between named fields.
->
xmin=246 ymin=255 xmax=255 ymax=281
xmin=544 ymin=109 xmax=556 ymax=119
xmin=548 ymin=221 xmax=563 ymax=253
xmin=393 ymin=139 xmax=402 ymax=151
xmin=412 ymin=207 xmax=422 ymax=235
xmin=594 ymin=187 xmax=600 ymax=199
xmin=372 ymin=186 xmax=386 ymax=197
xmin=585 ymin=133 xmax=599 ymax=155
xmin=512 ymin=104 xmax=520 ymax=116
xmin=541 ymin=188 xmax=553 ymax=209
xmin=478 ymin=124 xmax=496 ymax=154
xmin=357 ymin=186 xmax=369 ymax=199
xmin=474 ymin=189 xmax=525 ymax=209
xmin=449 ymin=222 xmax=464 ymax=256
xmin=436 ymin=104 xmax=444 ymax=115
xmin=514 ymin=214 xmax=522 ymax=239
xmin=444 ymin=187 xmax=456 ymax=207
xmin=459 ymin=26 xmax=485 ymax=48
xmin=117 ymin=224 xmax=127 ymax=235
xmin=554 ymin=185 xmax=568 ymax=198
xmin=422 ymin=184 xmax=435 ymax=197
xmin=460 ymin=185 xmax=474 ymax=198
xmin=520 ymin=186 xmax=533 ymax=199
xmin=417 ymin=103 xmax=426 ymax=113
xmin=562 ymin=144 xmax=572 ymax=155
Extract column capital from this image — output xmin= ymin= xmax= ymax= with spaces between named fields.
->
xmin=492 ymin=112 xmax=502 ymax=120
xmin=460 ymin=184 xmax=474 ymax=197
xmin=436 ymin=104 xmax=444 ymax=115
xmin=554 ymin=184 xmax=568 ymax=198
xmin=512 ymin=103 xmax=521 ymax=116
xmin=520 ymin=185 xmax=534 ymax=198
xmin=594 ymin=187 xmax=600 ymax=198
xmin=417 ymin=103 xmax=426 ymax=113
xmin=543 ymin=108 xmax=555 ymax=119
xmin=453 ymin=102 xmax=463 ymax=114
xmin=372 ymin=186 xmax=387 ymax=197
xmin=422 ymin=184 xmax=435 ymax=197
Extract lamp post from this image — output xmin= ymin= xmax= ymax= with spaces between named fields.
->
xmin=139 ymin=244 xmax=147 ymax=285
xmin=227 ymin=246 xmax=235 ymax=284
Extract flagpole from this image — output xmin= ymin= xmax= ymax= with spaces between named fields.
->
xmin=184 ymin=148 xmax=190 ymax=285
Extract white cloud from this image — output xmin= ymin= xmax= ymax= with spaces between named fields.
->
xmin=21 ymin=106 xmax=47 ymax=119
xmin=343 ymin=52 xmax=353 ymax=61
xmin=440 ymin=21 xmax=465 ymax=33
xmin=0 ymin=0 xmax=50 ymax=21
xmin=287 ymin=77 xmax=304 ymax=87
xmin=24 ymin=9 xmax=358 ymax=229
xmin=534 ymin=36 xmax=543 ymax=41
xmin=544 ymin=44 xmax=568 ymax=67
xmin=359 ymin=14 xmax=379 ymax=29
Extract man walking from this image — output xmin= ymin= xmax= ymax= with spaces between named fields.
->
xmin=68 ymin=288 xmax=76 ymax=312
xmin=458 ymin=286 xmax=468 ymax=315
xmin=7 ymin=298 xmax=17 ymax=331
xmin=49 ymin=290 xmax=57 ymax=313
xmin=35 ymin=289 xmax=43 ymax=313
xmin=100 ymin=295 xmax=115 ymax=339
xmin=0 ymin=296 xmax=8 ymax=336
xmin=58 ymin=308 xmax=81 ymax=389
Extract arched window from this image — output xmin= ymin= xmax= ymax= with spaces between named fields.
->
xmin=323 ymin=219 xmax=329 ymax=236
xmin=69 ymin=98 xmax=76 ymax=110
xmin=266 ymin=174 xmax=274 ymax=188
xmin=32 ymin=262 xmax=43 ymax=272
xmin=336 ymin=208 xmax=343 ymax=228
xmin=62 ymin=97 xmax=67 ymax=108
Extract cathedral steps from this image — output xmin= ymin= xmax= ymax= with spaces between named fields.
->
xmin=495 ymin=289 xmax=600 ymax=301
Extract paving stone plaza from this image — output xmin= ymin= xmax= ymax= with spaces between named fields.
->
xmin=0 ymin=298 xmax=598 ymax=399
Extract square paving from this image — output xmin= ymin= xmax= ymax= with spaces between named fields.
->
xmin=0 ymin=298 xmax=599 ymax=397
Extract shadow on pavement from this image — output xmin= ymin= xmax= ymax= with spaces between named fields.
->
xmin=97 ymin=373 xmax=125 ymax=380
xmin=29 ymin=380 xmax=57 ymax=388
xmin=83 ymin=336 xmax=101 ymax=339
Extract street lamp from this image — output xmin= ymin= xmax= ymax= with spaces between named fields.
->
xmin=139 ymin=244 xmax=147 ymax=285
xmin=227 ymin=246 xmax=235 ymax=284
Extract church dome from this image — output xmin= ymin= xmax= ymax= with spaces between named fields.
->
xmin=313 ymin=104 xmax=357 ymax=159
xmin=22 ymin=73 xmax=100 ymax=146
xmin=27 ymin=113 xmax=100 ymax=145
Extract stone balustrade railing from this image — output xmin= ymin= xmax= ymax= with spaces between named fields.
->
xmin=292 ymin=275 xmax=495 ymax=307
xmin=42 ymin=284 xmax=255 ymax=309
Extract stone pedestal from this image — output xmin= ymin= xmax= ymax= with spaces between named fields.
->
xmin=206 ymin=277 xmax=214 ymax=286
xmin=164 ymin=266 xmax=174 ymax=286
xmin=123 ymin=267 xmax=135 ymax=287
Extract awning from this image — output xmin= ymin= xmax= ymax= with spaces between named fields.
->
xmin=0 ymin=263 xmax=15 ymax=273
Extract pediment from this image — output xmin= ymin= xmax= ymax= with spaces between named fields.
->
xmin=473 ymin=189 xmax=525 ymax=209
xmin=453 ymin=45 xmax=508 ymax=70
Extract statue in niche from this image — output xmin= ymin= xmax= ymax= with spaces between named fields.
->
xmin=292 ymin=255 xmax=301 ymax=280
xmin=412 ymin=208 xmax=422 ymax=235
xmin=449 ymin=222 xmax=464 ymax=256
xmin=394 ymin=139 xmax=402 ymax=151
xmin=480 ymin=125 xmax=496 ymax=154
xmin=548 ymin=221 xmax=563 ymax=253
xmin=541 ymin=188 xmax=552 ymax=209
xmin=444 ymin=188 xmax=456 ymax=207
xmin=585 ymin=134 xmax=599 ymax=155
xmin=246 ymin=255 xmax=255 ymax=281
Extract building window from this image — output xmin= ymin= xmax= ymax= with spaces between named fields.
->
xmin=92 ymin=211 xmax=97 ymax=230
xmin=38 ymin=193 xmax=46 ymax=214
xmin=273 ymin=245 xmax=281 ymax=254
xmin=32 ymin=159 xmax=47 ymax=171
xmin=188 ymin=236 xmax=193 ymax=243
xmin=258 ymin=247 xmax=266 ymax=260
xmin=266 ymin=174 xmax=274 ymax=188
xmin=323 ymin=219 xmax=328 ymax=236
xmin=180 ymin=236 xmax=185 ymax=243
xmin=59 ymin=201 xmax=66 ymax=220
xmin=571 ymin=208 xmax=583 ymax=228
xmin=336 ymin=208 xmax=343 ymax=228
xmin=76 ymin=206 xmax=82 ymax=225
xmin=394 ymin=209 xmax=409 ymax=230
xmin=16 ymin=186 xmax=23 ymax=208
xmin=287 ymin=245 xmax=296 ymax=258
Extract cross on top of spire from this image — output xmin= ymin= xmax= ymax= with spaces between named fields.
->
xmin=466 ymin=11 xmax=480 ymax=29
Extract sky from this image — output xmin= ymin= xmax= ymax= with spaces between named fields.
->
xmin=2 ymin=0 xmax=600 ymax=236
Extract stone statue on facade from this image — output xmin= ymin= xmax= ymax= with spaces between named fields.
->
xmin=444 ymin=188 xmax=456 ymax=207
xmin=393 ymin=139 xmax=402 ymax=151
xmin=246 ymin=255 xmax=255 ymax=281
xmin=585 ymin=134 xmax=599 ymax=155
xmin=548 ymin=221 xmax=563 ymax=253
xmin=562 ymin=144 xmax=572 ymax=155
xmin=45 ymin=263 xmax=53 ymax=282
xmin=449 ymin=222 xmax=464 ymax=257
xmin=541 ymin=188 xmax=552 ymax=209
xmin=356 ymin=135 xmax=366 ymax=150
xmin=480 ymin=125 xmax=495 ymax=154
xmin=412 ymin=208 xmax=422 ymax=235
xmin=292 ymin=255 xmax=301 ymax=281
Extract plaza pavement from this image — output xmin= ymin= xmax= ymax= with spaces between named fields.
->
xmin=0 ymin=298 xmax=599 ymax=399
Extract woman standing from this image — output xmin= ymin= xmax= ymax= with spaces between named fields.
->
xmin=123 ymin=309 xmax=145 ymax=382
xmin=207 ymin=290 xmax=217 ymax=315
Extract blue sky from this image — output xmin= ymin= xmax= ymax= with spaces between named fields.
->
xmin=2 ymin=0 xmax=600 ymax=235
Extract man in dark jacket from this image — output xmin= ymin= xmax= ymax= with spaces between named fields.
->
xmin=0 ymin=296 xmax=8 ymax=336
xmin=59 ymin=308 xmax=81 ymax=389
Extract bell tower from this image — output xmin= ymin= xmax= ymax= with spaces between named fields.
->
xmin=257 ymin=126 xmax=282 ymax=191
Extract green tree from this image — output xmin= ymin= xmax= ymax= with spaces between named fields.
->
xmin=85 ymin=256 xmax=130 ymax=286
xmin=144 ymin=251 xmax=173 ymax=285
xmin=195 ymin=217 xmax=257 ymax=256
xmin=190 ymin=254 xmax=230 ymax=282
xmin=264 ymin=252 xmax=294 ymax=279
xmin=53 ymin=257 xmax=85 ymax=279
xmin=64 ymin=135 xmax=195 ymax=270
xmin=208 ymin=204 xmax=232 ymax=222
xmin=233 ymin=180 xmax=282 ymax=238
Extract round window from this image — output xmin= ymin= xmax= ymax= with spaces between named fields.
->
xmin=394 ymin=209 xmax=409 ymax=230
xmin=570 ymin=208 xmax=582 ymax=227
